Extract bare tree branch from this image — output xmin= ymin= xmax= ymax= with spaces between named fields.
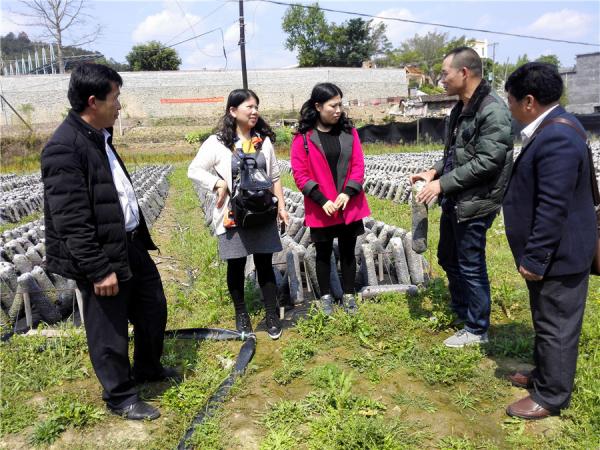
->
xmin=15 ymin=0 xmax=102 ymax=73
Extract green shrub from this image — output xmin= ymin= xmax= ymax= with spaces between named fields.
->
xmin=273 ymin=127 xmax=293 ymax=146
xmin=184 ymin=129 xmax=213 ymax=145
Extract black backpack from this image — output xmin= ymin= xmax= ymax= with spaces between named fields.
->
xmin=230 ymin=150 xmax=278 ymax=228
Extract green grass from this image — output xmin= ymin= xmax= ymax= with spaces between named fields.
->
xmin=272 ymin=339 xmax=317 ymax=385
xmin=1 ymin=161 xmax=599 ymax=448
xmin=262 ymin=366 xmax=428 ymax=450
xmin=28 ymin=393 xmax=105 ymax=446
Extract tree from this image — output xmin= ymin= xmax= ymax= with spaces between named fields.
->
xmin=515 ymin=54 xmax=529 ymax=68
xmin=321 ymin=18 xmax=390 ymax=67
xmin=536 ymin=54 xmax=560 ymax=67
xmin=126 ymin=41 xmax=181 ymax=71
xmin=282 ymin=4 xmax=329 ymax=66
xmin=96 ymin=57 xmax=130 ymax=72
xmin=282 ymin=3 xmax=390 ymax=67
xmin=15 ymin=0 xmax=101 ymax=73
xmin=377 ymin=31 xmax=474 ymax=85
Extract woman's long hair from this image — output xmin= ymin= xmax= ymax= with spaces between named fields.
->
xmin=297 ymin=82 xmax=353 ymax=134
xmin=215 ymin=89 xmax=275 ymax=149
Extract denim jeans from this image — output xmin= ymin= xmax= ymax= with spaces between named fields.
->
xmin=437 ymin=207 xmax=497 ymax=334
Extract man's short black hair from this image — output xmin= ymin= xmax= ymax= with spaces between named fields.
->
xmin=68 ymin=63 xmax=123 ymax=113
xmin=505 ymin=62 xmax=563 ymax=106
xmin=445 ymin=46 xmax=482 ymax=78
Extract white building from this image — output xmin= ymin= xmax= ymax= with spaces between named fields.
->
xmin=470 ymin=39 xmax=489 ymax=59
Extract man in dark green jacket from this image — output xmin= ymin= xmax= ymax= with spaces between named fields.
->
xmin=411 ymin=47 xmax=513 ymax=347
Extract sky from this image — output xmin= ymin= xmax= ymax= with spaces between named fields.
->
xmin=1 ymin=0 xmax=599 ymax=71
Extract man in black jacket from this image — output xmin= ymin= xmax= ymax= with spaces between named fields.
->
xmin=41 ymin=64 xmax=178 ymax=420
xmin=503 ymin=63 xmax=596 ymax=419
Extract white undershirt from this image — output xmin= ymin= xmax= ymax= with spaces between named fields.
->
xmin=103 ymin=129 xmax=139 ymax=232
xmin=520 ymin=104 xmax=559 ymax=147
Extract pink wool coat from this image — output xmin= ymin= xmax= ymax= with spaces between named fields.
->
xmin=290 ymin=128 xmax=370 ymax=228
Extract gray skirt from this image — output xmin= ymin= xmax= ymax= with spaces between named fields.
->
xmin=218 ymin=220 xmax=282 ymax=260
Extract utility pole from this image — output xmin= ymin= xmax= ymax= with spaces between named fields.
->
xmin=489 ymin=42 xmax=499 ymax=88
xmin=239 ymin=0 xmax=248 ymax=89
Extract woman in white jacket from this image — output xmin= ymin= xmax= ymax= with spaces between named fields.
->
xmin=188 ymin=89 xmax=288 ymax=339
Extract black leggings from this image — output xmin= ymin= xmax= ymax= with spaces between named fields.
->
xmin=314 ymin=235 xmax=357 ymax=296
xmin=226 ymin=253 xmax=277 ymax=316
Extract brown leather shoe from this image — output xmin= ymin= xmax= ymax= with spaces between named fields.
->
xmin=507 ymin=370 xmax=532 ymax=388
xmin=506 ymin=395 xmax=552 ymax=420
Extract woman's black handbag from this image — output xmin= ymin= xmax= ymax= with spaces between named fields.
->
xmin=231 ymin=153 xmax=278 ymax=228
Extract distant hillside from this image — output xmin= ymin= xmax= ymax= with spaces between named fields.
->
xmin=1 ymin=31 xmax=100 ymax=61
xmin=0 ymin=31 xmax=129 ymax=72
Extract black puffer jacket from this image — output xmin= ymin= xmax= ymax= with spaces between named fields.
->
xmin=41 ymin=110 xmax=156 ymax=283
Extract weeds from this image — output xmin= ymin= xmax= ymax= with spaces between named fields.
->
xmin=308 ymin=413 xmax=423 ymax=450
xmin=295 ymin=306 xmax=334 ymax=340
xmin=437 ymin=435 xmax=499 ymax=450
xmin=187 ymin=414 xmax=227 ymax=450
xmin=388 ymin=338 xmax=483 ymax=385
xmin=451 ymin=388 xmax=479 ymax=410
xmin=0 ymin=396 xmax=37 ymax=436
xmin=263 ymin=368 xmax=424 ymax=450
xmin=332 ymin=310 xmax=376 ymax=347
xmin=259 ymin=427 xmax=299 ymax=450
xmin=392 ymin=390 xmax=438 ymax=413
xmin=485 ymin=322 xmax=533 ymax=359
xmin=273 ymin=339 xmax=316 ymax=385
xmin=0 ymin=325 xmax=90 ymax=397
xmin=161 ymin=341 xmax=229 ymax=415
xmin=28 ymin=393 xmax=104 ymax=446
xmin=262 ymin=400 xmax=306 ymax=430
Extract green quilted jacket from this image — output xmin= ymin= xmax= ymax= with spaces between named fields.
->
xmin=432 ymin=80 xmax=514 ymax=222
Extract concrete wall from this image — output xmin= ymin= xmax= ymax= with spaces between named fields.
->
xmin=0 ymin=68 xmax=408 ymax=125
xmin=562 ymin=53 xmax=600 ymax=114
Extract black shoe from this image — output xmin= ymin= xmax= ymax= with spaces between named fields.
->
xmin=135 ymin=366 xmax=182 ymax=384
xmin=265 ymin=314 xmax=282 ymax=340
xmin=235 ymin=311 xmax=253 ymax=334
xmin=108 ymin=400 xmax=160 ymax=420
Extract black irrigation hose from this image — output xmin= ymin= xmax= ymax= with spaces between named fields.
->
xmin=165 ymin=327 xmax=257 ymax=450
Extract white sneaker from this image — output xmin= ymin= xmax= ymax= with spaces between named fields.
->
xmin=443 ymin=329 xmax=488 ymax=348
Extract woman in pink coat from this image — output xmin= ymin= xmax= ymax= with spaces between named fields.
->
xmin=290 ymin=83 xmax=370 ymax=315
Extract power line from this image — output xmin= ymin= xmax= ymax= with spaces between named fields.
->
xmin=253 ymin=0 xmax=600 ymax=47
xmin=164 ymin=1 xmax=231 ymax=47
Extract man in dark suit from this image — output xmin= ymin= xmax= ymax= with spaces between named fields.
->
xmin=41 ymin=64 xmax=179 ymax=420
xmin=503 ymin=62 xmax=596 ymax=419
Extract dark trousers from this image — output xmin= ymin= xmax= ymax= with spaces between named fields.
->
xmin=437 ymin=208 xmax=496 ymax=334
xmin=526 ymin=270 xmax=589 ymax=412
xmin=227 ymin=253 xmax=277 ymax=317
xmin=77 ymin=237 xmax=167 ymax=409
xmin=315 ymin=234 xmax=358 ymax=296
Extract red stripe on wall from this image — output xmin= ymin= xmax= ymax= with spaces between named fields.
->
xmin=160 ymin=97 xmax=224 ymax=104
